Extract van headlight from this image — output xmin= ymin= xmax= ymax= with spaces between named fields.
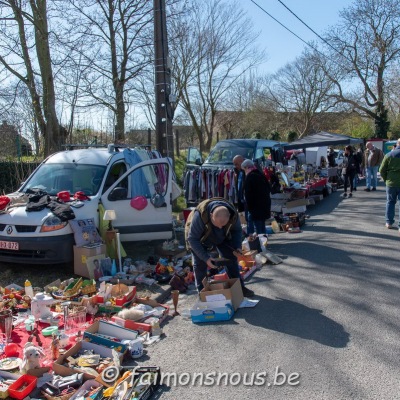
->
xmin=40 ymin=216 xmax=68 ymax=232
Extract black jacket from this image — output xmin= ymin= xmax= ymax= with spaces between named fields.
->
xmin=243 ymin=169 xmax=271 ymax=220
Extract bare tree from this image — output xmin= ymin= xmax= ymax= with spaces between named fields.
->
xmin=265 ymin=50 xmax=336 ymax=138
xmin=322 ymin=0 xmax=400 ymax=138
xmin=169 ymin=0 xmax=264 ymax=153
xmin=0 ymin=0 xmax=65 ymax=155
xmin=67 ymin=0 xmax=153 ymax=142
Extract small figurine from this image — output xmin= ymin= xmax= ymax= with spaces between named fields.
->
xmin=28 ymin=321 xmax=43 ymax=347
xmin=75 ymin=330 xmax=82 ymax=342
xmin=51 ymin=333 xmax=60 ymax=360
xmin=20 ymin=342 xmax=45 ymax=373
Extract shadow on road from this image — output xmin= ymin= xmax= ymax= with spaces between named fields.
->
xmin=237 ymin=296 xmax=350 ymax=348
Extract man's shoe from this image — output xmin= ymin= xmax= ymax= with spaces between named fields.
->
xmin=242 ymin=287 xmax=255 ymax=298
xmin=364 ymin=188 xmax=371 ymax=192
xmin=349 ymin=192 xmax=352 ymax=197
xmin=386 ymin=223 xmax=396 ymax=229
xmin=343 ymin=192 xmax=347 ymax=197
xmin=354 ymin=188 xmax=357 ymax=191
xmin=372 ymin=187 xmax=377 ymax=191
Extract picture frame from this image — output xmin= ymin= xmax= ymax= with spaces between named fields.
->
xmin=87 ymin=254 xmax=106 ymax=280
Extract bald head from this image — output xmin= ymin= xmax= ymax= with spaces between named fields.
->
xmin=210 ymin=206 xmax=230 ymax=228
xmin=366 ymin=142 xmax=373 ymax=150
xmin=233 ymin=155 xmax=244 ymax=171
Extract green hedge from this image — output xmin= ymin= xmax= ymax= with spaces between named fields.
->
xmin=0 ymin=161 xmax=41 ymax=194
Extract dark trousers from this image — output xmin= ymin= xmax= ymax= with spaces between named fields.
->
xmin=344 ymin=170 xmax=356 ymax=193
xmin=192 ymin=241 xmax=242 ymax=292
xmin=247 ymin=213 xmax=266 ymax=235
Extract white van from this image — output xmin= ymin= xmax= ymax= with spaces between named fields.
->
xmin=0 ymin=145 xmax=179 ymax=264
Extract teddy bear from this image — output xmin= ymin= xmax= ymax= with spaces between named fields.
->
xmin=20 ymin=342 xmax=45 ymax=374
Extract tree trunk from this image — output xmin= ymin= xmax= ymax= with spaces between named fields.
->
xmin=115 ymin=83 xmax=125 ymax=142
xmin=30 ymin=0 xmax=61 ymax=155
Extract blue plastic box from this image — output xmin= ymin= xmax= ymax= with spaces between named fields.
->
xmin=190 ymin=300 xmax=234 ymax=323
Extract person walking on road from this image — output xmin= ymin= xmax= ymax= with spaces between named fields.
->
xmin=241 ymin=159 xmax=271 ymax=234
xmin=379 ymin=138 xmax=400 ymax=231
xmin=363 ymin=142 xmax=384 ymax=191
xmin=353 ymin=146 xmax=363 ymax=191
xmin=341 ymin=145 xmax=358 ymax=198
xmin=185 ymin=198 xmax=255 ymax=297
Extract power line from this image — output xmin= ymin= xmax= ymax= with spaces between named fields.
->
xmin=276 ymin=0 xmax=350 ymax=62
xmin=249 ymin=0 xmax=344 ymax=64
xmin=249 ymin=0 xmax=312 ymax=49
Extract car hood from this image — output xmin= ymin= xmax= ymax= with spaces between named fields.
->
xmin=0 ymin=192 xmax=97 ymax=228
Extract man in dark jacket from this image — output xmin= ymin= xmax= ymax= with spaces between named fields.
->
xmin=242 ymin=159 xmax=271 ymax=234
xmin=186 ymin=198 xmax=254 ymax=297
xmin=379 ymin=138 xmax=400 ymax=231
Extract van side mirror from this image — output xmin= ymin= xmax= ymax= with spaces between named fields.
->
xmin=108 ymin=187 xmax=128 ymax=201
xmin=195 ymin=158 xmax=202 ymax=165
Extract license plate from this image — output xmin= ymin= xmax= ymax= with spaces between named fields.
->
xmin=0 ymin=241 xmax=19 ymax=250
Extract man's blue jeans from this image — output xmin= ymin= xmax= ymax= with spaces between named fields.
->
xmin=385 ymin=186 xmax=400 ymax=227
xmin=366 ymin=166 xmax=379 ymax=189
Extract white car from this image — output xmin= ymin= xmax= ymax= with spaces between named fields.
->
xmin=0 ymin=145 xmax=180 ymax=264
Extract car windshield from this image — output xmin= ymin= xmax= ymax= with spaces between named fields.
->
xmin=21 ymin=163 xmax=107 ymax=196
xmin=204 ymin=146 xmax=254 ymax=165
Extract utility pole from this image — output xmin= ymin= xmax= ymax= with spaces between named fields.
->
xmin=154 ymin=0 xmax=174 ymax=161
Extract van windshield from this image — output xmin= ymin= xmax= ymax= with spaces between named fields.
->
xmin=204 ymin=146 xmax=255 ymax=165
xmin=22 ymin=163 xmax=107 ymax=196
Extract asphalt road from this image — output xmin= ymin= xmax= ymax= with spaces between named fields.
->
xmin=140 ymin=181 xmax=400 ymax=400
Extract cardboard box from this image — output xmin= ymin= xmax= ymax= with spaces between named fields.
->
xmin=73 ymin=244 xmax=106 ymax=278
xmin=83 ymin=320 xmax=138 ymax=354
xmin=270 ymin=199 xmax=286 ymax=213
xmin=96 ymin=286 xmax=137 ymax=311
xmin=270 ymin=193 xmax=291 ymax=200
xmin=53 ymin=341 xmax=123 ymax=381
xmin=200 ymin=278 xmax=244 ymax=311
xmin=190 ymin=300 xmax=234 ymax=323
xmin=111 ymin=304 xmax=170 ymax=333
xmin=284 ymin=199 xmax=309 ymax=208
xmin=281 ymin=205 xmax=307 ymax=214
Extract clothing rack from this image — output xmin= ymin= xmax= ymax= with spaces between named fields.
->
xmin=183 ymin=167 xmax=239 ymax=206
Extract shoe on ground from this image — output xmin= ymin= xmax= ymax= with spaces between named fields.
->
xmin=242 ymin=287 xmax=255 ymax=298
xmin=343 ymin=193 xmax=347 ymax=197
xmin=349 ymin=193 xmax=352 ymax=197
xmin=386 ymin=223 xmax=396 ymax=229
xmin=364 ymin=188 xmax=371 ymax=192
xmin=354 ymin=188 xmax=357 ymax=191
xmin=372 ymin=187 xmax=377 ymax=191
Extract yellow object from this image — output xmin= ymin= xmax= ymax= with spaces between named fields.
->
xmin=24 ymin=280 xmax=34 ymax=297
xmin=103 ymin=371 xmax=131 ymax=397
xmin=271 ymin=220 xmax=281 ymax=233
xmin=239 ymin=260 xmax=247 ymax=268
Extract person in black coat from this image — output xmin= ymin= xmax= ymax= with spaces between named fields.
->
xmin=341 ymin=145 xmax=358 ymax=198
xmin=241 ymin=159 xmax=271 ymax=234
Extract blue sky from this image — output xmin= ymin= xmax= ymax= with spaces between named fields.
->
xmin=245 ymin=0 xmax=352 ymax=74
